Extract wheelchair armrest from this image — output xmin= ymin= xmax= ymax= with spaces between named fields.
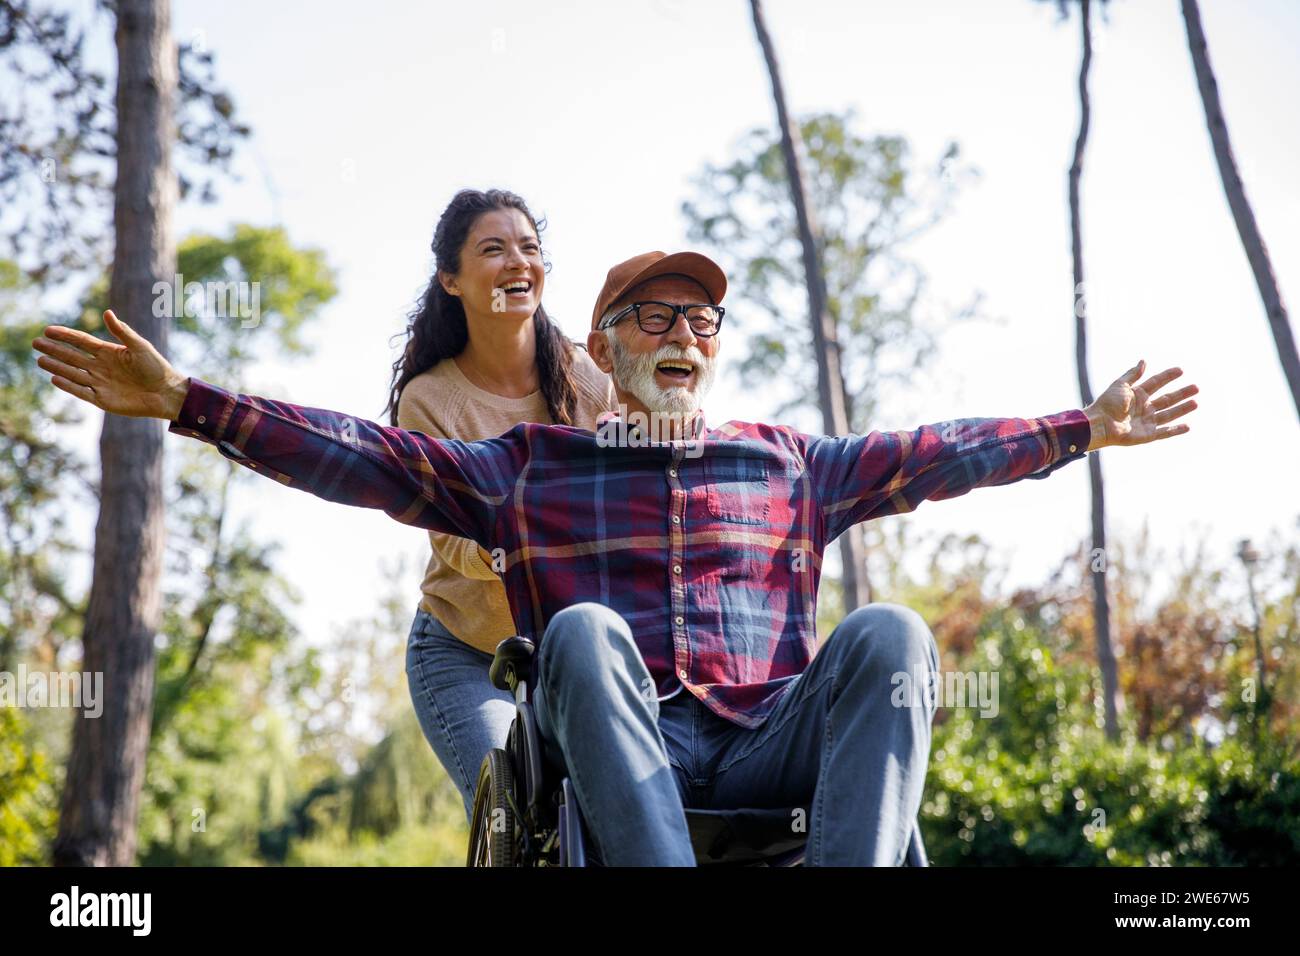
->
xmin=489 ymin=635 xmax=536 ymax=694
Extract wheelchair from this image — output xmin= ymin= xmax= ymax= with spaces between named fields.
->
xmin=466 ymin=635 xmax=930 ymax=867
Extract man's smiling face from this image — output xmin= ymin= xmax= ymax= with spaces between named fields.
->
xmin=587 ymin=273 xmax=720 ymax=421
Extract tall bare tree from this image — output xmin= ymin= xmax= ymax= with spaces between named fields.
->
xmin=1041 ymin=0 xmax=1122 ymax=739
xmin=1180 ymin=0 xmax=1300 ymax=425
xmin=53 ymin=0 xmax=177 ymax=866
xmin=748 ymin=0 xmax=871 ymax=610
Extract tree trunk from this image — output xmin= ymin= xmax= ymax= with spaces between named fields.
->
xmin=1069 ymin=0 xmax=1122 ymax=741
xmin=749 ymin=0 xmax=871 ymax=612
xmin=53 ymin=0 xmax=176 ymax=867
xmin=1180 ymin=0 xmax=1300 ymax=425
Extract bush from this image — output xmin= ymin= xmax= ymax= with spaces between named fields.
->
xmin=0 ymin=707 xmax=57 ymax=865
xmin=920 ymin=611 xmax=1300 ymax=865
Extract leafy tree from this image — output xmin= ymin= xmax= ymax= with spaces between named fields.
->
xmin=0 ymin=260 xmax=85 ymax=860
xmin=277 ymin=558 xmax=468 ymax=867
xmin=132 ymin=225 xmax=336 ymax=864
xmin=878 ymin=509 xmax=1299 ymax=864
xmin=0 ymin=260 xmax=88 ymax=677
xmin=682 ymin=109 xmax=981 ymax=618
xmin=0 ymin=0 xmax=249 ymax=283
xmin=1 ymin=225 xmax=337 ymax=863
xmin=0 ymin=0 xmax=253 ymax=866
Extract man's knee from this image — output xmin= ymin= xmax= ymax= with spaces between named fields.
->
xmin=540 ymin=602 xmax=639 ymax=677
xmin=832 ymin=602 xmax=939 ymax=675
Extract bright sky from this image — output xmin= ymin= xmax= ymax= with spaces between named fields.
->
xmin=42 ymin=0 xmax=1300 ymax=656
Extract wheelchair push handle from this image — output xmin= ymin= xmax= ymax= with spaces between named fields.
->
xmin=490 ymin=635 xmax=536 ymax=695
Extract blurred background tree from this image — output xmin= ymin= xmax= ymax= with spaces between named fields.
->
xmin=1180 ymin=0 xmax=1300 ymax=424
xmin=683 ymin=108 xmax=983 ymax=622
xmin=1031 ymin=0 xmax=1124 ymax=741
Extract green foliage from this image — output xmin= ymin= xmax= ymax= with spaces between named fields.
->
xmin=74 ymin=224 xmax=337 ymax=383
xmin=269 ymin=560 xmax=470 ymax=866
xmin=0 ymin=263 xmax=74 ymax=865
xmin=920 ymin=608 xmax=1300 ymax=865
xmin=137 ymin=701 xmax=300 ymax=866
xmin=0 ymin=225 xmax=340 ymax=864
xmin=128 ymin=225 xmax=340 ymax=864
xmin=285 ymin=821 xmax=465 ymax=868
xmin=0 ymin=262 xmax=88 ymax=676
xmin=171 ymin=224 xmax=336 ymax=364
xmin=282 ymin=709 xmax=469 ymax=867
xmin=0 ymin=707 xmax=57 ymax=865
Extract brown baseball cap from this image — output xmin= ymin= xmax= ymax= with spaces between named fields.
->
xmin=590 ymin=251 xmax=727 ymax=331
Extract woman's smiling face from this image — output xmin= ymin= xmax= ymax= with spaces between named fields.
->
xmin=440 ymin=207 xmax=545 ymax=322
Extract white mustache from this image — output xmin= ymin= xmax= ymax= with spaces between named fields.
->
xmin=648 ymin=344 xmax=709 ymax=369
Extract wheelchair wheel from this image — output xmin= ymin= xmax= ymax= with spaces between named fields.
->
xmin=466 ymin=748 xmax=518 ymax=867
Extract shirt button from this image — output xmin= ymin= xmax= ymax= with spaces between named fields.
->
xmin=673 ymin=565 xmax=682 ymax=574
xmin=679 ymin=669 xmax=687 ymax=679
xmin=672 ymin=515 xmax=680 ymax=525
xmin=669 ymin=469 xmax=677 ymax=478
xmin=675 ymin=616 xmax=684 ymax=626
xmin=197 ymin=415 xmax=206 ymax=424
xmin=1069 ymin=444 xmax=1077 ymax=453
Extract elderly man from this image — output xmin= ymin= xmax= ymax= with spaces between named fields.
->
xmin=31 ymin=250 xmax=1197 ymax=866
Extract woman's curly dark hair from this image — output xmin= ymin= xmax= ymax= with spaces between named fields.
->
xmin=384 ymin=188 xmax=578 ymax=427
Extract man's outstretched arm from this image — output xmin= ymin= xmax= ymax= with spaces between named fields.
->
xmin=800 ymin=359 xmax=1199 ymax=540
xmin=31 ymin=310 xmax=523 ymax=543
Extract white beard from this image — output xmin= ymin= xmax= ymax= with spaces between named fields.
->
xmin=607 ymin=333 xmax=716 ymax=416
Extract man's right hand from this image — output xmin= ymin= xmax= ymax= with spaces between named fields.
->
xmin=32 ymin=309 xmax=191 ymax=421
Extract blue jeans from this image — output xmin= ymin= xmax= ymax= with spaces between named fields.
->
xmin=532 ymin=601 xmax=940 ymax=866
xmin=404 ymin=607 xmax=515 ymax=822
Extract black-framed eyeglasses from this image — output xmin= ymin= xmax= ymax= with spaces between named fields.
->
xmin=598 ymin=301 xmax=725 ymax=337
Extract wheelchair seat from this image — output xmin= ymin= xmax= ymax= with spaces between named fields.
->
xmin=685 ymin=806 xmax=809 ymax=865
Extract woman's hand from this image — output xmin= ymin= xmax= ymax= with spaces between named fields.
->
xmin=31 ymin=310 xmax=191 ymax=421
xmin=1084 ymin=359 xmax=1199 ymax=449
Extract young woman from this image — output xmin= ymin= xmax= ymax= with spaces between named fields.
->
xmin=383 ymin=189 xmax=616 ymax=821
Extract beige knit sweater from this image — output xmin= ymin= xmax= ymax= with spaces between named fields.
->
xmin=396 ymin=347 xmax=617 ymax=654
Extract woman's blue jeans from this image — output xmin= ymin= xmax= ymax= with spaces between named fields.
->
xmin=404 ymin=607 xmax=515 ymax=822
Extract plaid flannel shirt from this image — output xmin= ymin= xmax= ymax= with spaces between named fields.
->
xmin=169 ymin=378 xmax=1092 ymax=729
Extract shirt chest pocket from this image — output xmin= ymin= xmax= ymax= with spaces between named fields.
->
xmin=702 ymin=456 xmax=772 ymax=525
